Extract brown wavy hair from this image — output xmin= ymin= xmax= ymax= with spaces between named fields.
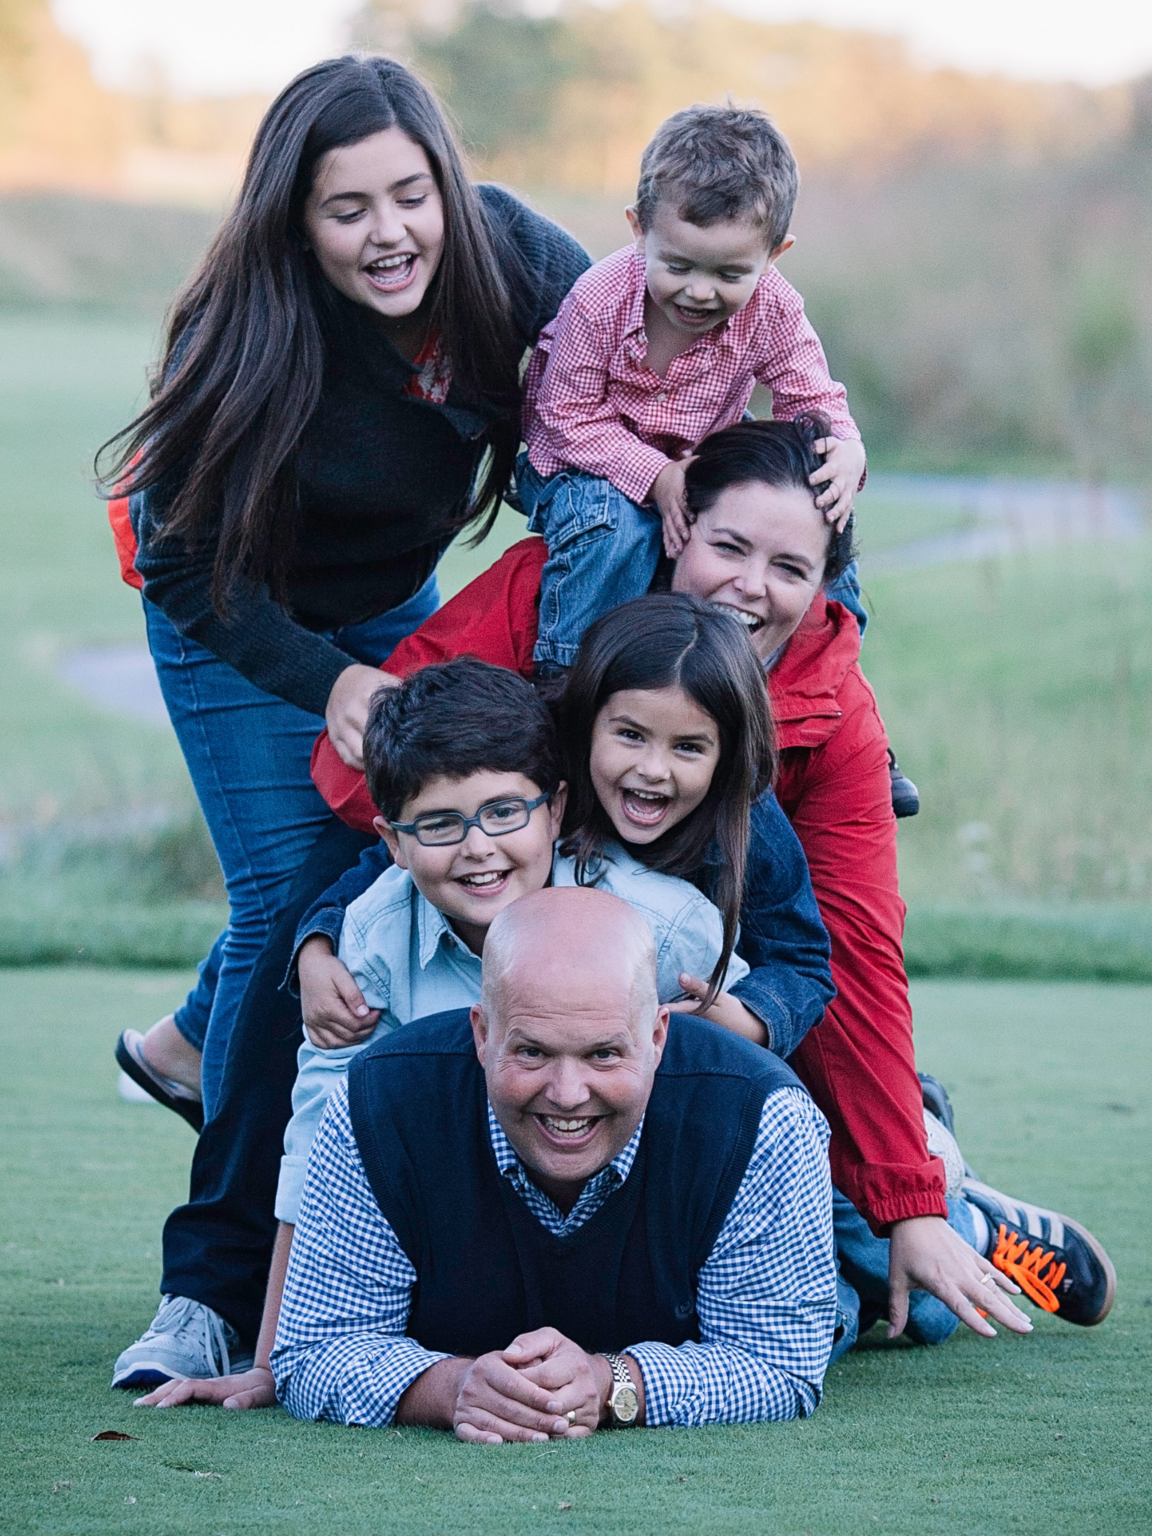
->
xmin=555 ymin=593 xmax=776 ymax=1005
xmin=98 ymin=55 xmax=525 ymax=613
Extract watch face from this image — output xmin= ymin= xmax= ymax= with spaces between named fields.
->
xmin=612 ymin=1384 xmax=640 ymax=1425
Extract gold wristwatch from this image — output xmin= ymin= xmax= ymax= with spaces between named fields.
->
xmin=603 ymin=1352 xmax=640 ymax=1427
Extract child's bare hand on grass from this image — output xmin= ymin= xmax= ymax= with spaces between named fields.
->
xmin=677 ymin=973 xmax=768 ymax=1047
xmin=134 ymin=1366 xmax=277 ymax=1411
xmin=651 ymin=458 xmax=692 ymax=557
xmin=809 ymin=437 xmax=866 ymax=530
xmin=299 ymin=935 xmax=380 ymax=1048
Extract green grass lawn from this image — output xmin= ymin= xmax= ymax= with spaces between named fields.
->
xmin=1 ymin=969 xmax=1147 ymax=1535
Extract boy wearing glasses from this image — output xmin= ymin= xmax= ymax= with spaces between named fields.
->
xmin=179 ymin=658 xmax=748 ymax=1410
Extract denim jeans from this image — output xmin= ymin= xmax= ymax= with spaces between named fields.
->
xmin=519 ymin=456 xmax=868 ymax=664
xmin=144 ymin=576 xmax=439 ymax=1117
xmin=518 ymin=457 xmax=664 ymax=669
xmin=824 ymin=560 xmax=867 ymax=639
xmin=830 ymin=1187 xmax=978 ymax=1360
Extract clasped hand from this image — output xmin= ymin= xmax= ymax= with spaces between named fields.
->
xmin=324 ymin=664 xmax=402 ymax=771
xmin=450 ymin=1328 xmax=610 ymax=1445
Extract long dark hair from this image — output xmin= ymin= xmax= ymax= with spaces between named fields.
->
xmin=98 ymin=55 xmax=524 ymax=613
xmin=555 ymin=593 xmax=776 ymax=1004
xmin=685 ymin=413 xmax=858 ymax=584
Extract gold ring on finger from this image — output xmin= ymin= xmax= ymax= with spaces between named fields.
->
xmin=566 ymin=1411 xmax=577 ymax=1426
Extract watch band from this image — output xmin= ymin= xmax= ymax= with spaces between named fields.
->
xmin=603 ymin=1351 xmax=640 ymax=1427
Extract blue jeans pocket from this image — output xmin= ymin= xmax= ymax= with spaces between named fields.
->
xmin=525 ymin=470 xmax=623 ymax=548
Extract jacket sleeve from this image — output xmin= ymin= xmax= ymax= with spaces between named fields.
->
xmin=287 ymin=841 xmax=394 ymax=992
xmin=782 ymin=671 xmax=947 ymax=1232
xmin=310 ymin=539 xmax=547 ymax=829
xmin=131 ymin=483 xmax=358 ymax=718
xmin=727 ymin=789 xmax=836 ymax=1060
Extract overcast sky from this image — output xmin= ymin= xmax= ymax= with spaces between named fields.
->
xmin=54 ymin=0 xmax=1152 ymax=97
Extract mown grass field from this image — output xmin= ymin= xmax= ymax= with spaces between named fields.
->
xmin=1 ymin=968 xmax=1148 ymax=1535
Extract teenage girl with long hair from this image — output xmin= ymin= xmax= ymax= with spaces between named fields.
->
xmin=103 ymin=55 xmax=588 ymax=1143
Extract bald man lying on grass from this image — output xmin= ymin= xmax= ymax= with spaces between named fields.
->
xmin=271 ymin=886 xmax=837 ymax=1439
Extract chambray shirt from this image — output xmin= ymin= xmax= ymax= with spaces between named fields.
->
xmin=274 ymin=844 xmax=749 ymax=1223
xmin=271 ymin=1078 xmax=836 ymax=1427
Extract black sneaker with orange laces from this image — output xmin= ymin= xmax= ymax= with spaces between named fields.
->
xmin=962 ymin=1177 xmax=1116 ymax=1326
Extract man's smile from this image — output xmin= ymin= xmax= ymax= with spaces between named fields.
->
xmin=534 ymin=1113 xmax=603 ymax=1147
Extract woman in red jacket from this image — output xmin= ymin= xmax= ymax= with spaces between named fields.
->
xmin=309 ymin=418 xmax=1113 ymax=1348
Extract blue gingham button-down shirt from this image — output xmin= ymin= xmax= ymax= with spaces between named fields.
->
xmin=275 ymin=846 xmax=749 ymax=1224
xmin=272 ymin=1080 xmax=836 ymax=1429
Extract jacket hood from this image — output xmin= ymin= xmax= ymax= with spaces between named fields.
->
xmin=769 ymin=596 xmax=861 ymax=749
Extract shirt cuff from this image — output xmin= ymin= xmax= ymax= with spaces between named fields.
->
xmin=728 ymin=974 xmax=780 ymax=1054
xmin=284 ymin=911 xmax=346 ymax=995
xmin=614 ymin=446 xmax=674 ymax=508
xmin=275 ymin=1155 xmax=306 ymax=1225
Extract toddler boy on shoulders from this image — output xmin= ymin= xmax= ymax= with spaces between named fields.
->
xmin=520 ymin=103 xmax=867 ymax=674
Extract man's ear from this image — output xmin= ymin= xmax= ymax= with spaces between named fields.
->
xmin=470 ymin=1003 xmax=490 ymax=1067
xmin=767 ymin=233 xmax=795 ymax=266
xmin=548 ymin=782 xmax=568 ymax=838
xmin=376 ymin=816 xmax=406 ymax=868
xmin=650 ymin=1004 xmax=670 ymax=1067
xmin=625 ymin=206 xmax=645 ymax=248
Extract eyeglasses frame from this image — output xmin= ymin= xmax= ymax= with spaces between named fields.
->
xmin=387 ymin=790 xmax=553 ymax=847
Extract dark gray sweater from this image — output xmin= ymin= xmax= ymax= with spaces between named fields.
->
xmin=131 ymin=185 xmax=589 ymax=717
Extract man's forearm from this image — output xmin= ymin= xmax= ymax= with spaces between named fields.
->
xmin=395 ymin=1357 xmax=472 ymax=1429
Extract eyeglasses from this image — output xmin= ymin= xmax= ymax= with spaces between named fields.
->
xmin=388 ymin=791 xmax=552 ymax=847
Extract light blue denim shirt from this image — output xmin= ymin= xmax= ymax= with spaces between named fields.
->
xmin=274 ymin=843 xmax=748 ymax=1222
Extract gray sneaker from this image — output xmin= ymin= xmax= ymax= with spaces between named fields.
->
xmin=111 ymin=1295 xmax=254 ymax=1390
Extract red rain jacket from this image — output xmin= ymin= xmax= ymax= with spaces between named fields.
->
xmin=311 ymin=538 xmax=946 ymax=1231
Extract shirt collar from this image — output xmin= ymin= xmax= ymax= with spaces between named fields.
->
xmin=414 ymin=888 xmax=473 ymax=970
xmin=486 ymin=1101 xmax=644 ymax=1187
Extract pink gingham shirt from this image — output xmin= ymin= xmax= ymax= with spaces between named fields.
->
xmin=523 ymin=246 xmax=859 ymax=506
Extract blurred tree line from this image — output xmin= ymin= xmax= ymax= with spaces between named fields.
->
xmin=353 ymin=0 xmax=1152 ymax=477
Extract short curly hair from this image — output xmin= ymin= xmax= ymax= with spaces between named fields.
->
xmin=634 ymin=103 xmax=798 ymax=251
xmin=363 ymin=657 xmax=561 ymax=820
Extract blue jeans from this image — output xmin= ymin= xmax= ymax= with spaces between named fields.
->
xmin=830 ymin=1188 xmax=978 ymax=1359
xmin=519 ymin=458 xmax=664 ymax=669
xmin=519 ymin=457 xmax=867 ymax=665
xmin=145 ymin=576 xmax=439 ymax=1117
xmin=824 ymin=561 xmax=866 ymax=639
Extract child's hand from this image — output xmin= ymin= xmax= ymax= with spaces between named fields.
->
xmin=677 ymin=973 xmax=769 ymax=1048
xmin=809 ymin=437 xmax=866 ymax=531
xmin=299 ymin=935 xmax=381 ymax=1048
xmin=650 ymin=459 xmax=692 ymax=558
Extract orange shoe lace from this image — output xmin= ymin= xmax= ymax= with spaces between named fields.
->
xmin=991 ymin=1223 xmax=1067 ymax=1313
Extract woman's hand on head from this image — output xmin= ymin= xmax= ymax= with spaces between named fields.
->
xmin=325 ymin=664 xmax=402 ymax=771
xmin=134 ymin=1366 xmax=277 ymax=1412
xmin=299 ymin=935 xmax=381 ymax=1048
xmin=809 ymin=437 xmax=866 ymax=532
xmin=677 ymin=974 xmax=769 ymax=1047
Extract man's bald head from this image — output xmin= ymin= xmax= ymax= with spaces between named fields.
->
xmin=472 ymin=887 xmax=669 ymax=1211
xmin=480 ymin=886 xmax=658 ymax=1028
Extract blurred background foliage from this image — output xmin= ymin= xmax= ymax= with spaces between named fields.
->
xmin=0 ymin=0 xmax=1150 ymax=973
